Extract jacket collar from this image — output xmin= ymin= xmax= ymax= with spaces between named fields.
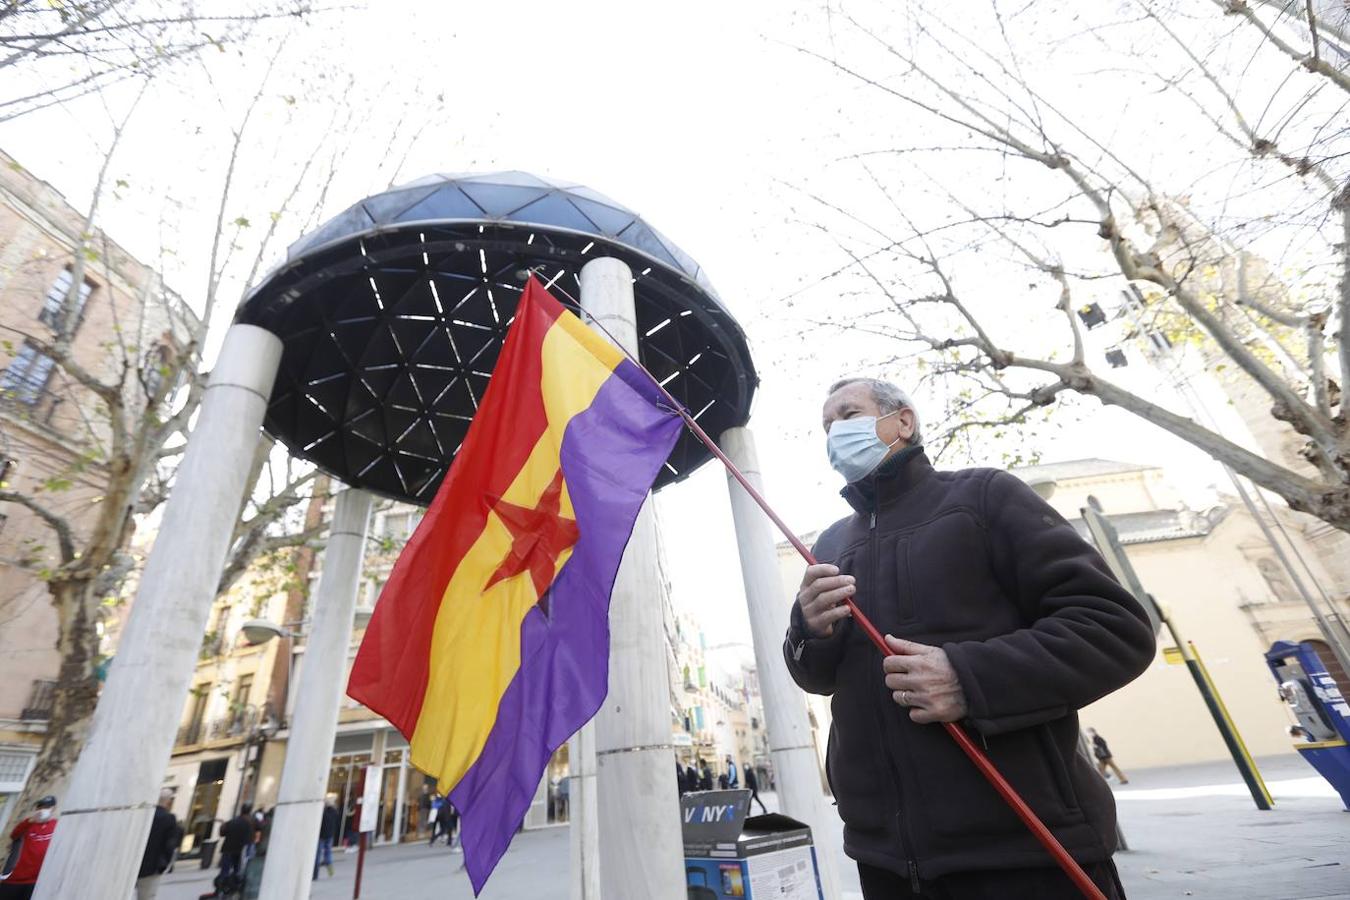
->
xmin=840 ymin=445 xmax=932 ymax=514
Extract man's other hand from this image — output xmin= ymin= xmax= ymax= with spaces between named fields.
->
xmin=882 ymin=635 xmax=969 ymax=724
xmin=796 ymin=563 xmax=854 ymax=638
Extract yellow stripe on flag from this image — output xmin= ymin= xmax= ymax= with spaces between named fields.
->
xmin=410 ymin=315 xmax=622 ymax=791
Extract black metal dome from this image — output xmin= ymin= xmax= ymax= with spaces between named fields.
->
xmin=235 ymin=172 xmax=758 ymax=505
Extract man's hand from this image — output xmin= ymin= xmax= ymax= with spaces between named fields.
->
xmin=882 ymin=635 xmax=969 ymax=724
xmin=796 ymin=563 xmax=854 ymax=638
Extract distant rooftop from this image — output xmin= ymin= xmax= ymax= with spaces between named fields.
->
xmin=1011 ymin=458 xmax=1158 ymax=483
xmin=1069 ymin=506 xmax=1228 ymax=545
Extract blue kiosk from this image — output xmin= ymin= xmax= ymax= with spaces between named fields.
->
xmin=1265 ymin=641 xmax=1350 ymax=810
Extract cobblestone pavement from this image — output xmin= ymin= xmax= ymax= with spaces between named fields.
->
xmin=155 ymin=754 xmax=1348 ymax=899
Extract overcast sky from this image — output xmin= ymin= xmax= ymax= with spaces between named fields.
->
xmin=2 ymin=0 xmax=1337 ymax=652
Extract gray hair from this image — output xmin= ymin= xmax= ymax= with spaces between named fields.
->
xmin=827 ymin=377 xmax=923 ymax=445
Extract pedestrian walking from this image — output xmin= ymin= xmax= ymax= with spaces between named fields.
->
xmin=439 ymin=801 xmax=460 ymax=852
xmin=428 ymin=793 xmax=444 ymax=845
xmin=136 ymin=789 xmax=181 ymax=900
xmin=745 ymin=768 xmax=768 ymax=815
xmin=684 ymin=763 xmax=699 ymax=794
xmin=1087 ymin=729 xmax=1130 ymax=784
xmin=725 ymin=755 xmax=739 ymax=788
xmin=676 ymin=758 xmax=689 ymax=795
xmin=0 ymin=795 xmax=57 ymax=900
xmin=216 ymin=805 xmax=254 ymax=890
xmin=556 ymin=774 xmax=569 ymax=821
xmin=785 ymin=377 xmax=1154 ymax=899
xmin=698 ymin=759 xmax=712 ymax=791
xmin=314 ymin=793 xmax=339 ymax=879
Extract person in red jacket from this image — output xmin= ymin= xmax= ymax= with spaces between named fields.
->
xmin=0 ymin=795 xmax=58 ymax=900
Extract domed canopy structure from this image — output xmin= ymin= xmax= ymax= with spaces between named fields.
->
xmin=236 ymin=172 xmax=758 ymax=505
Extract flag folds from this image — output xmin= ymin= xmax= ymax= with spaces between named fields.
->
xmin=347 ymin=277 xmax=682 ymax=892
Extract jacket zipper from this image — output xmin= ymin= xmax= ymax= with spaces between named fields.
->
xmin=870 ymin=505 xmax=922 ymax=893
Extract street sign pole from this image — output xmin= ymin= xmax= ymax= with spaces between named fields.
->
xmin=353 ymin=765 xmax=379 ymax=899
xmin=1082 ymin=498 xmax=1272 ymax=810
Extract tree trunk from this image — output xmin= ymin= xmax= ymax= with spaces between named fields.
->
xmin=5 ymin=578 xmax=102 ymax=833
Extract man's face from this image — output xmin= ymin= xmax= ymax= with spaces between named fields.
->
xmin=822 ymin=382 xmax=915 ymax=451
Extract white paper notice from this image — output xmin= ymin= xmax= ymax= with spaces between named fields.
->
xmin=747 ymin=846 xmax=820 ymax=900
xmin=359 ymin=765 xmax=381 ymax=832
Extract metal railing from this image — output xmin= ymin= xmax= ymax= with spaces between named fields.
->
xmin=21 ymin=679 xmax=56 ymax=720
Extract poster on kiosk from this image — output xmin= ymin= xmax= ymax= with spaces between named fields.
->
xmin=681 ymin=790 xmax=824 ymax=900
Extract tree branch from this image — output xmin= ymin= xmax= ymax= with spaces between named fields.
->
xmin=1220 ymin=0 xmax=1350 ymax=95
xmin=0 ymin=490 xmax=76 ymax=562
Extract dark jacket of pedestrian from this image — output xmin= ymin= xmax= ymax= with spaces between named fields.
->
xmin=319 ymin=803 xmax=340 ymax=841
xmin=138 ymin=804 xmax=180 ymax=878
xmin=745 ymin=768 xmax=759 ymax=793
xmin=784 ymin=449 xmax=1154 ymax=881
xmin=1092 ymin=735 xmax=1112 ymax=761
xmin=220 ymin=813 xmax=254 ymax=856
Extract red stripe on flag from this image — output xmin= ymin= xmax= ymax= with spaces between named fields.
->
xmin=347 ymin=281 xmax=565 ymax=736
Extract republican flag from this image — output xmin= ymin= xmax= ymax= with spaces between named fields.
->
xmin=347 ymin=276 xmax=682 ymax=892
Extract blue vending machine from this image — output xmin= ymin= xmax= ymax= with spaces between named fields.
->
xmin=1265 ymin=640 xmax=1350 ymax=810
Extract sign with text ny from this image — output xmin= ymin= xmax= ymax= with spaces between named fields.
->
xmin=681 ymin=790 xmax=823 ymax=900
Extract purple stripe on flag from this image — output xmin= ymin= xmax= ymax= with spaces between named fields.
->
xmin=450 ymin=359 xmax=682 ymax=894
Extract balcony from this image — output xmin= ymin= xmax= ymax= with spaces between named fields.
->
xmin=21 ymin=680 xmax=56 ymax=721
xmin=175 ymin=706 xmax=263 ymax=748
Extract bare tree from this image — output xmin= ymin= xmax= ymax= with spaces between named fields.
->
xmin=789 ymin=1 xmax=1350 ymax=530
xmin=0 ymin=0 xmax=315 ymax=122
xmin=0 ymin=36 xmax=393 ymax=824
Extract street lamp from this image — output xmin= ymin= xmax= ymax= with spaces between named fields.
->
xmin=240 ymin=618 xmax=295 ymax=646
xmin=1027 ymin=478 xmax=1057 ymax=502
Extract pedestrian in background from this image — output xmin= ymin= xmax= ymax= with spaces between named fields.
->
xmin=698 ymin=759 xmax=712 ymax=791
xmin=217 ymin=805 xmax=254 ymax=888
xmin=1087 ymin=729 xmax=1130 ymax=784
xmin=439 ymin=801 xmax=460 ymax=852
xmin=428 ymin=793 xmax=444 ymax=845
xmin=136 ymin=789 xmax=181 ymax=900
xmin=556 ymin=775 xmax=569 ymax=821
xmin=0 ymin=795 xmax=57 ymax=900
xmin=725 ymin=755 xmax=739 ymax=788
xmin=314 ymin=793 xmax=339 ymax=879
xmin=684 ymin=762 xmax=699 ymax=794
xmin=745 ymin=768 xmax=768 ymax=815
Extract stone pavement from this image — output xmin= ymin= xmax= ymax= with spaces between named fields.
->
xmin=155 ymin=754 xmax=1348 ymax=899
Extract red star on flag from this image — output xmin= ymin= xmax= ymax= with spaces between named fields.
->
xmin=484 ymin=469 xmax=580 ymax=615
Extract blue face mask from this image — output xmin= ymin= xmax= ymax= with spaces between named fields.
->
xmin=826 ymin=411 xmax=903 ymax=483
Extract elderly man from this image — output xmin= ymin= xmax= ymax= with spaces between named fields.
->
xmin=784 ymin=377 xmax=1155 ymax=899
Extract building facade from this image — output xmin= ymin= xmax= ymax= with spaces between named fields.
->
xmin=0 ymin=149 xmax=194 ymax=824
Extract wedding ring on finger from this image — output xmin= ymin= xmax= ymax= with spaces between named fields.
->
xmin=900 ymin=690 xmax=912 ymax=707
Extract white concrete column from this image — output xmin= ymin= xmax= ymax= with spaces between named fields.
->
xmin=35 ymin=324 xmax=283 ymax=900
xmin=721 ymin=426 xmax=843 ymax=900
xmin=567 ymin=723 xmax=599 ymax=900
xmin=259 ymin=487 xmax=373 ymax=898
xmin=581 ymin=257 xmax=685 ymax=900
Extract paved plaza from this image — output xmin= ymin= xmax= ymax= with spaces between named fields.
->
xmin=155 ymin=755 xmax=1347 ymax=900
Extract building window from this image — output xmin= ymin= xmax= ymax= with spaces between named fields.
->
xmin=0 ymin=343 xmax=57 ymax=405
xmin=1257 ymin=558 xmax=1299 ymax=604
xmin=381 ymin=509 xmax=421 ymax=541
xmin=38 ymin=268 xmax=93 ymax=332
xmin=20 ymin=680 xmax=56 ymax=720
xmin=143 ymin=345 xmax=171 ymax=402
